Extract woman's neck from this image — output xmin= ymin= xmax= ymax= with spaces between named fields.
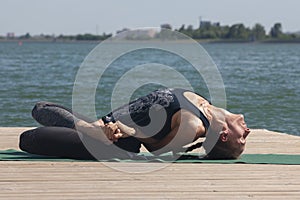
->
xmin=205 ymin=105 xmax=228 ymax=136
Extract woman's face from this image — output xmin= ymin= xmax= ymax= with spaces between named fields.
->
xmin=207 ymin=106 xmax=251 ymax=156
xmin=225 ymin=112 xmax=251 ymax=151
xmin=210 ymin=107 xmax=251 ymax=153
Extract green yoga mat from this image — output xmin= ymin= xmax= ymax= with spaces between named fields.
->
xmin=1 ymin=149 xmax=300 ymax=165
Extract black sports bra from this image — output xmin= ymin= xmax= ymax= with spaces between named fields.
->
xmin=171 ymin=88 xmax=210 ymax=130
xmin=102 ymin=88 xmax=210 ymax=140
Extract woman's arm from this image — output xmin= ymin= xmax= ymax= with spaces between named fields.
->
xmin=74 ymin=119 xmax=117 ymax=145
xmin=143 ymin=110 xmax=206 ymax=155
xmin=74 ymin=119 xmax=137 ymax=145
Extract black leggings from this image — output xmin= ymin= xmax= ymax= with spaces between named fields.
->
xmin=19 ymin=102 xmax=141 ymax=160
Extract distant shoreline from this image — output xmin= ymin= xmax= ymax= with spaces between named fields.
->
xmin=198 ymin=38 xmax=300 ymax=44
xmin=1 ymin=38 xmax=300 ymax=44
xmin=0 ymin=38 xmax=101 ymax=44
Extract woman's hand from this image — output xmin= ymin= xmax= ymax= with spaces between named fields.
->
xmin=90 ymin=119 xmax=135 ymax=144
xmin=102 ymin=122 xmax=123 ymax=142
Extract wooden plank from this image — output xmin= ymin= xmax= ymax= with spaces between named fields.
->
xmin=0 ymin=127 xmax=300 ymax=199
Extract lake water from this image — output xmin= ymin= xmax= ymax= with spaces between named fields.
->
xmin=0 ymin=41 xmax=299 ymax=136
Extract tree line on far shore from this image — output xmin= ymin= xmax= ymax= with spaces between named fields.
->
xmin=173 ymin=22 xmax=299 ymax=41
xmin=2 ymin=22 xmax=299 ymax=42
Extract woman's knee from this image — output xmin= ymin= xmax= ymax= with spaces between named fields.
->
xmin=31 ymin=101 xmax=50 ymax=120
xmin=19 ymin=129 xmax=35 ymax=152
xmin=31 ymin=101 xmax=75 ymax=128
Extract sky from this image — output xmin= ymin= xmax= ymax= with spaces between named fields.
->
xmin=0 ymin=0 xmax=299 ymax=36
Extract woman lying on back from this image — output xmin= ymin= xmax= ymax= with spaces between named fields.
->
xmin=19 ymin=88 xmax=251 ymax=160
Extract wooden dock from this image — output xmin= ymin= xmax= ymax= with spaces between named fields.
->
xmin=0 ymin=127 xmax=299 ymax=199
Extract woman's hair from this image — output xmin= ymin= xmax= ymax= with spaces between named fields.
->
xmin=185 ymin=107 xmax=243 ymax=159
xmin=185 ymin=138 xmax=242 ymax=159
xmin=204 ymin=137 xmax=242 ymax=159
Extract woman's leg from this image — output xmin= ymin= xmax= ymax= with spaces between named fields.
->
xmin=29 ymin=102 xmax=142 ymax=157
xmin=19 ymin=127 xmax=134 ymax=159
xmin=19 ymin=127 xmax=95 ymax=159
xmin=32 ymin=101 xmax=94 ymax=128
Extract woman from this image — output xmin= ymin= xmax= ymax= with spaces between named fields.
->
xmin=19 ymin=88 xmax=251 ymax=160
